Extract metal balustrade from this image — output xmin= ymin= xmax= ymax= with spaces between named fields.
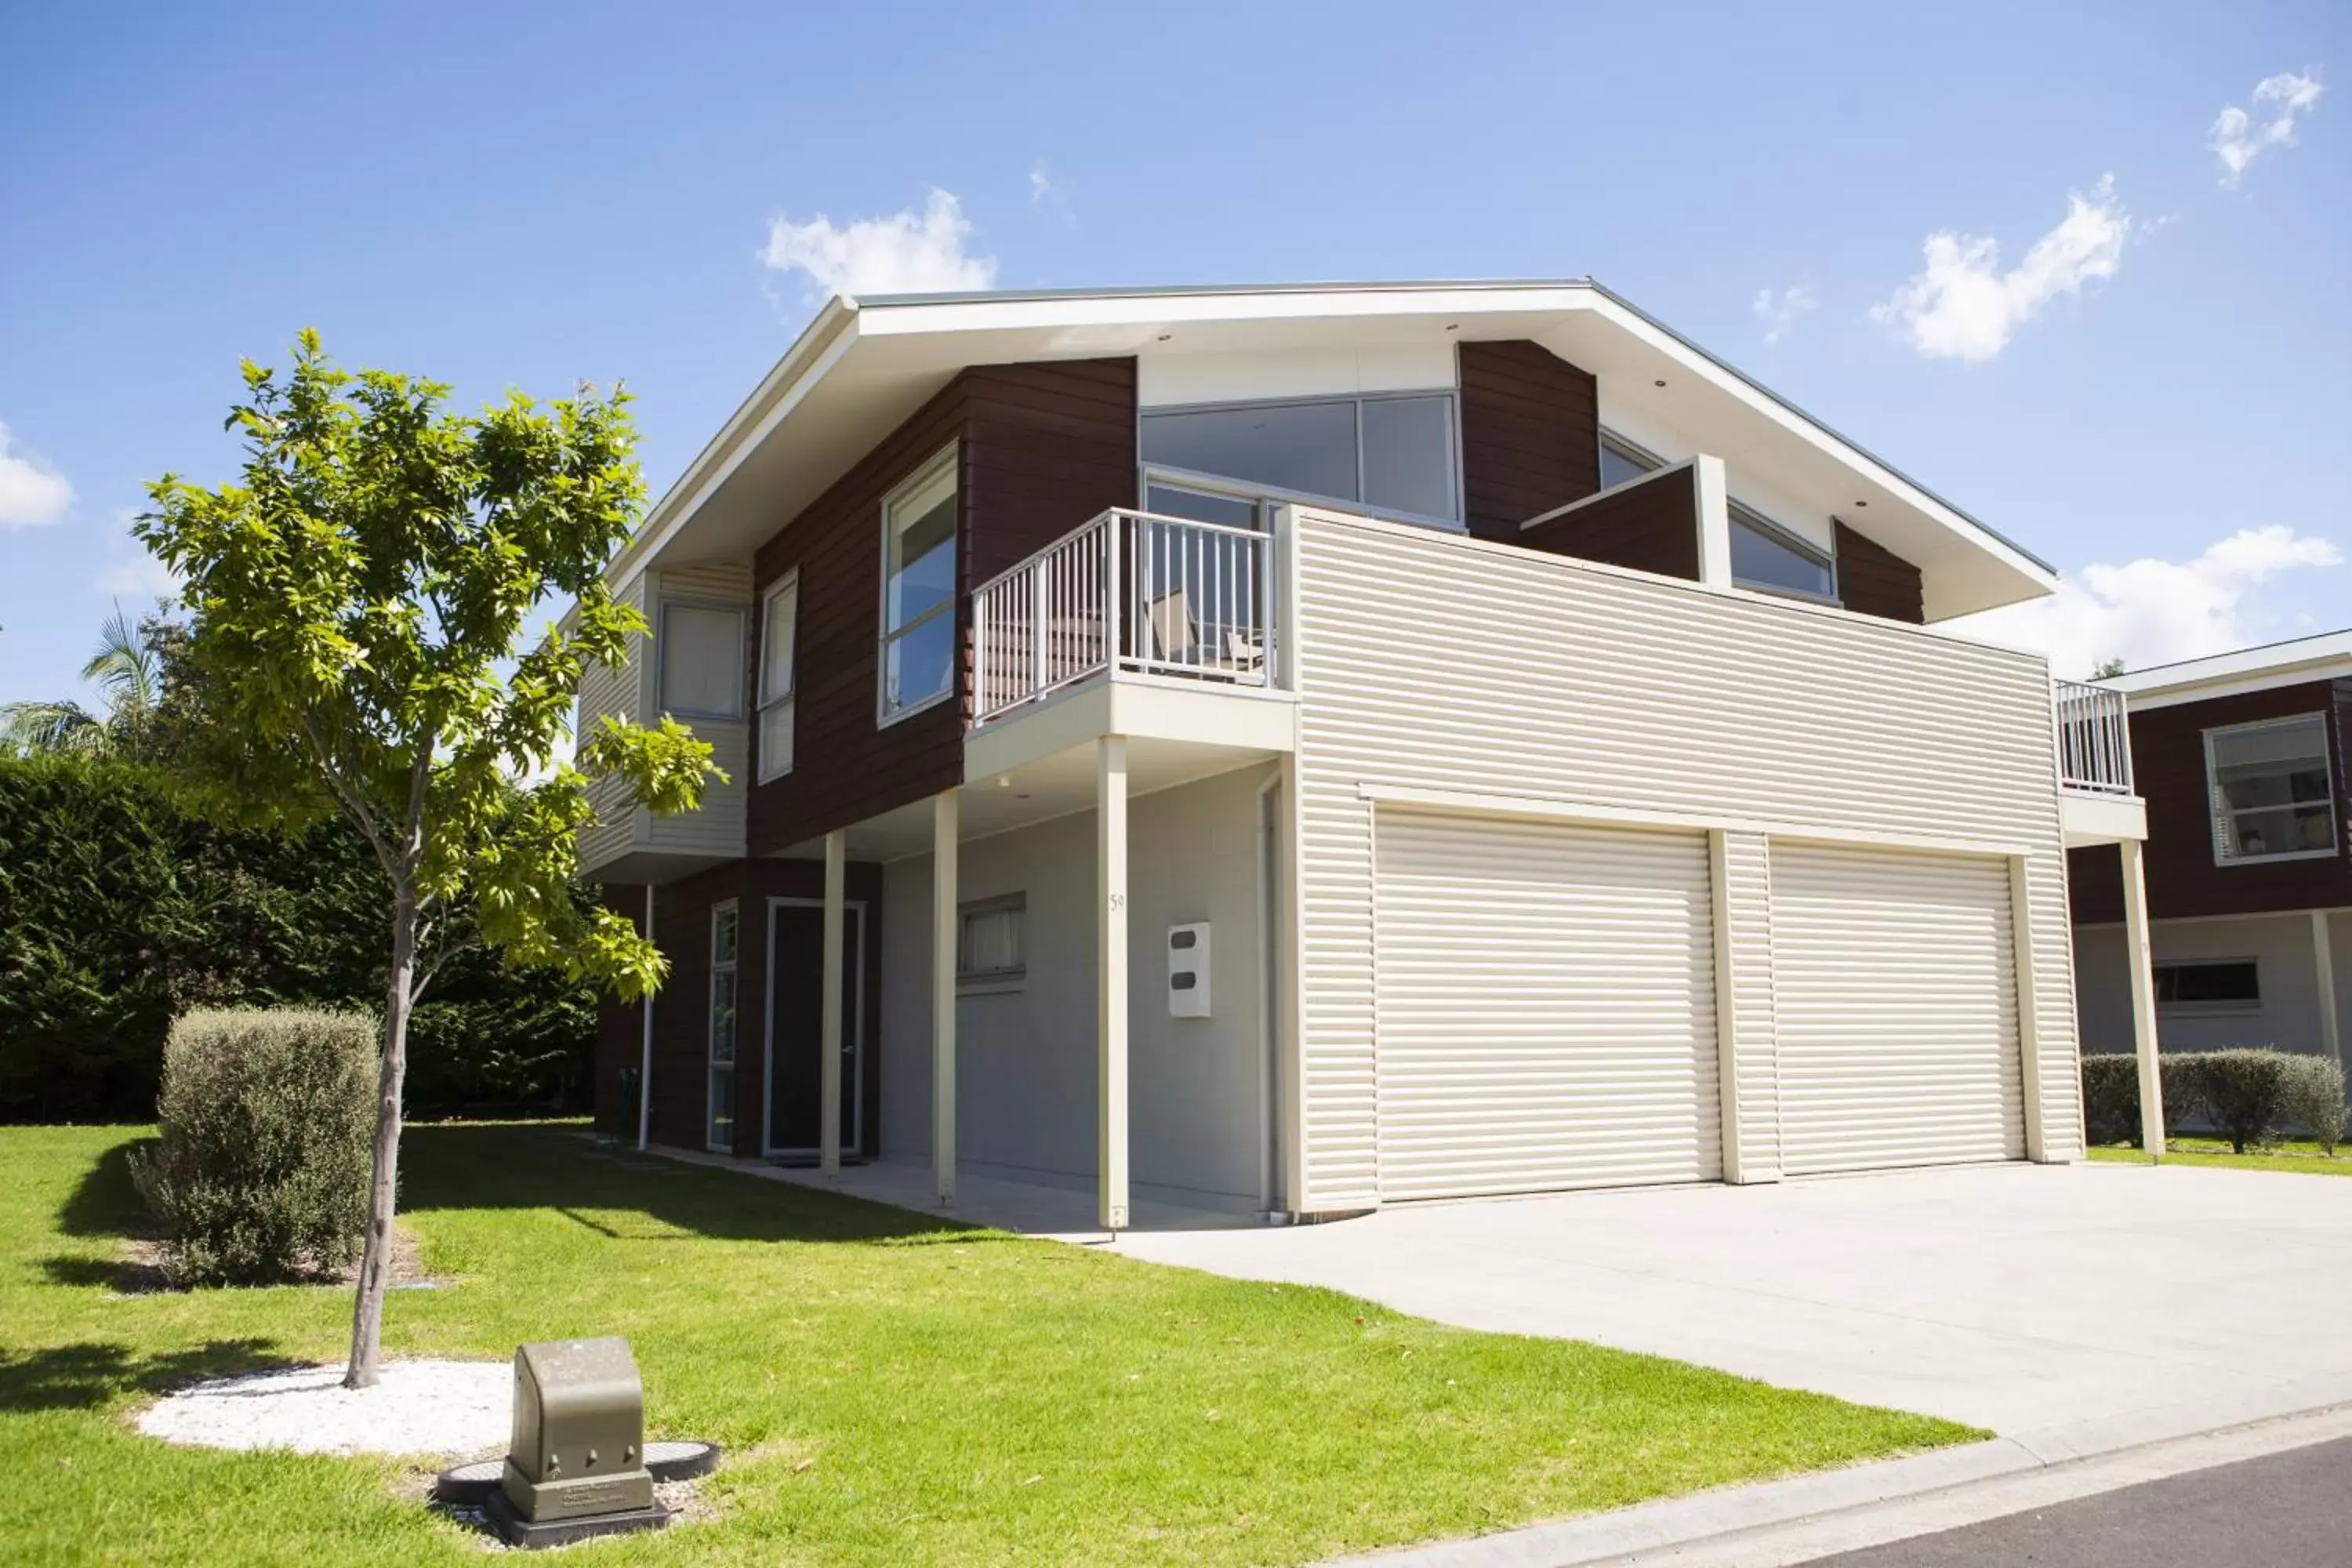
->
xmin=2054 ymin=678 xmax=2135 ymax=796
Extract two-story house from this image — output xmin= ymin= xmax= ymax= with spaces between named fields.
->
xmin=2071 ymin=632 xmax=2350 ymax=1079
xmin=577 ymin=279 xmax=2151 ymax=1228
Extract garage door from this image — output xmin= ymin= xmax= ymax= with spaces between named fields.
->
xmin=1374 ymin=811 xmax=1721 ymax=1200
xmin=1770 ymin=842 xmax=2024 ymax=1175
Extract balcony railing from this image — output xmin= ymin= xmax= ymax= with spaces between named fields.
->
xmin=973 ymin=508 xmax=1272 ymax=724
xmin=2054 ymin=678 xmax=2134 ymax=796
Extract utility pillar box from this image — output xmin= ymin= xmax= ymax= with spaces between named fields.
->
xmin=500 ymin=1338 xmax=657 ymax=1525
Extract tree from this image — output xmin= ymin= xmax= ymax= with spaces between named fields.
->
xmin=137 ymin=332 xmax=717 ymax=1387
xmin=2092 ymin=657 xmax=2127 ymax=679
xmin=0 ymin=601 xmax=164 ymax=757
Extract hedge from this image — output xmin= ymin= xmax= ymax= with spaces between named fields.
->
xmin=0 ymin=754 xmax=594 ymax=1120
xmin=2082 ymin=1047 xmax=2348 ymax=1153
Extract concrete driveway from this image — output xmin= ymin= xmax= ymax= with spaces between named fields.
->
xmin=1120 ymin=1162 xmax=2352 ymax=1440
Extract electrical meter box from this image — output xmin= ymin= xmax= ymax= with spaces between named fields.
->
xmin=501 ymin=1337 xmax=657 ymax=1523
xmin=1167 ymin=923 xmax=1210 ymax=1018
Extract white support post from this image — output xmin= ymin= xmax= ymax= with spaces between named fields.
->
xmin=1707 ymin=830 xmax=1748 ymax=1184
xmin=2119 ymin=839 xmax=2165 ymax=1160
xmin=2316 ymin=910 xmax=2343 ymax=1069
xmin=932 ymin=790 xmax=959 ymax=1206
xmin=1693 ymin=455 xmax=1733 ymax=590
xmin=819 ymin=829 xmax=846 ymax=1175
xmin=1098 ymin=735 xmax=1131 ymax=1232
xmin=637 ymin=884 xmax=655 ymax=1152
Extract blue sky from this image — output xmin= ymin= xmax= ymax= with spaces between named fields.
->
xmin=2 ymin=1 xmax=2344 ymax=704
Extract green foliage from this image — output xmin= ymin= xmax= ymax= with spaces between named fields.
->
xmin=129 ymin=1009 xmax=376 ymax=1285
xmin=2080 ymin=1053 xmax=2143 ymax=1146
xmin=2087 ymin=1048 xmax=2350 ymax=1156
xmin=0 ymin=601 xmax=167 ymax=760
xmin=2278 ymin=1054 xmax=2347 ymax=1156
xmin=2183 ymin=1049 xmax=2301 ymax=1155
xmin=0 ymin=754 xmax=594 ymax=1120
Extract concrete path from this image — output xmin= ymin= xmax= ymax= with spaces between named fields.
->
xmin=1118 ymin=1161 xmax=2352 ymax=1438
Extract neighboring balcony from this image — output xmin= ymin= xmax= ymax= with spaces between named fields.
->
xmin=2053 ymin=678 xmax=2147 ymax=846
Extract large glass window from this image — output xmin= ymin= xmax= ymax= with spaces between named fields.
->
xmin=1730 ymin=503 xmax=1838 ymax=601
xmin=1599 ymin=432 xmax=1662 ymax=490
xmin=1139 ymin=393 xmax=1460 ymax=524
xmin=707 ymin=903 xmax=739 ymax=1152
xmin=2206 ymin=715 xmax=2338 ymax=863
xmin=880 ymin=448 xmax=957 ymax=720
xmin=659 ymin=604 xmax=745 ymax=719
xmin=757 ymin=573 xmax=799 ymax=782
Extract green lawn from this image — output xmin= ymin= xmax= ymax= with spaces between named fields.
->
xmin=0 ymin=1123 xmax=1973 ymax=1566
xmin=2090 ymin=1139 xmax=2352 ymax=1175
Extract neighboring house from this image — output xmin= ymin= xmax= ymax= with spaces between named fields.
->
xmin=2071 ymin=632 xmax=2350 ymax=1080
xmin=576 ymin=279 xmax=2147 ymax=1227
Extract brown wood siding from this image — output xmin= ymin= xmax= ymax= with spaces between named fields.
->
xmin=1833 ymin=520 xmax=1926 ymax=625
xmin=1519 ymin=466 xmax=1702 ymax=580
xmin=1457 ymin=339 xmax=1599 ymax=543
xmin=645 ymin=861 xmax=744 ymax=1152
xmin=2069 ymin=677 xmax=2352 ymax=924
xmin=960 ymin=359 xmax=1138 ymax=587
xmin=731 ymin=855 xmax=886 ymax=1160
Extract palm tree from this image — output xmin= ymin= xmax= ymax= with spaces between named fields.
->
xmin=1 ymin=602 xmax=162 ymax=757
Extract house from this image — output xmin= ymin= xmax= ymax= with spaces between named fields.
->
xmin=2071 ymin=632 xmax=2350 ymax=1080
xmin=575 ymin=279 xmax=2151 ymax=1226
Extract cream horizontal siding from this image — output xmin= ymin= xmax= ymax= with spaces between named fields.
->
xmin=1290 ymin=510 xmax=2078 ymax=1211
xmin=577 ymin=574 xmax=645 ymax=877
xmin=657 ymin=561 xmax=755 ymax=602
xmin=643 ymin=719 xmax=748 ymax=857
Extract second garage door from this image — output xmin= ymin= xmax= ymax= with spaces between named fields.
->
xmin=1374 ymin=811 xmax=1721 ymax=1200
xmin=1769 ymin=842 xmax=2024 ymax=1175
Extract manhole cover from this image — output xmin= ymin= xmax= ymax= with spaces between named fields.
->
xmin=434 ymin=1441 xmax=720 ymax=1504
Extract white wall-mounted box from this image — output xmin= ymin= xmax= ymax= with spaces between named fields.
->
xmin=1168 ymin=923 xmax=1211 ymax=1018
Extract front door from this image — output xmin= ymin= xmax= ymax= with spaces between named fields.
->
xmin=764 ymin=900 xmax=863 ymax=1160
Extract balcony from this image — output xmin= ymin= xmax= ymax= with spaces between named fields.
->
xmin=973 ymin=508 xmax=1276 ymax=724
xmin=2053 ymin=678 xmax=2146 ymax=846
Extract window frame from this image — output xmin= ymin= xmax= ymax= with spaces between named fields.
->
xmin=2153 ymin=957 xmax=2263 ymax=1018
xmin=706 ymin=900 xmax=740 ymax=1153
xmin=1726 ymin=499 xmax=1841 ymax=606
xmin=1598 ymin=429 xmax=1667 ymax=489
xmin=955 ymin=891 xmax=1027 ymax=993
xmin=876 ymin=443 xmax=960 ymax=728
xmin=757 ymin=571 xmax=800 ymax=783
xmin=2203 ymin=713 xmax=2340 ymax=867
xmin=1136 ymin=389 xmax=1465 ymax=532
xmin=656 ymin=600 xmax=748 ymax=722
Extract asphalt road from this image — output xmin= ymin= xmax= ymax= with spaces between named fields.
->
xmin=1803 ymin=1436 xmax=2352 ymax=1566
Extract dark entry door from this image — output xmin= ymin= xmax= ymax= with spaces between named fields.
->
xmin=765 ymin=902 xmax=862 ymax=1158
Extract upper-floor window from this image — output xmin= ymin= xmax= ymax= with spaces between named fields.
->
xmin=659 ymin=602 xmax=746 ymax=720
xmin=1599 ymin=431 xmax=1661 ymax=491
xmin=2205 ymin=714 xmax=2338 ymax=864
xmin=1596 ymin=428 xmax=1837 ymax=602
xmin=757 ymin=572 xmax=799 ymax=782
xmin=1139 ymin=392 xmax=1461 ymax=526
xmin=880 ymin=446 xmax=957 ymax=723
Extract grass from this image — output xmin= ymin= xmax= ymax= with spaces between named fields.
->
xmin=2089 ymin=1138 xmax=2352 ymax=1176
xmin=0 ymin=1122 xmax=1974 ymax=1566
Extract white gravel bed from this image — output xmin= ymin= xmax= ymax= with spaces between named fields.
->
xmin=137 ymin=1359 xmax=509 ymax=1457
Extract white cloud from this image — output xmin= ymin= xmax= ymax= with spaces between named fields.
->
xmin=758 ymin=187 xmax=996 ymax=306
xmin=94 ymin=510 xmax=183 ymax=600
xmin=1950 ymin=525 xmax=2343 ymax=677
xmin=1753 ymin=283 xmax=1818 ymax=344
xmin=0 ymin=420 xmax=74 ymax=528
xmin=2209 ymin=71 xmax=2325 ymax=184
xmin=1871 ymin=176 xmax=2132 ymax=362
xmin=1029 ymin=162 xmax=1056 ymax=205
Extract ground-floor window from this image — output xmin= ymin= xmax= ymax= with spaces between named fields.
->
xmin=708 ymin=902 xmax=739 ymax=1150
xmin=2154 ymin=958 xmax=2260 ymax=1017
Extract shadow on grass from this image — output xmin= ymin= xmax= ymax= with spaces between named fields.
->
xmin=0 ymin=1338 xmax=296 ymax=1414
xmin=401 ymin=1121 xmax=992 ymax=1249
xmin=56 ymin=1135 xmax=156 ymax=1240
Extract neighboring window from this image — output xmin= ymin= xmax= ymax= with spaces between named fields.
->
xmin=659 ymin=603 xmax=746 ymax=720
xmin=880 ymin=448 xmax=957 ymax=720
xmin=757 ymin=573 xmax=799 ymax=782
xmin=956 ymin=893 xmax=1026 ymax=989
xmin=707 ymin=903 xmax=739 ymax=1152
xmin=1139 ymin=392 xmax=1461 ymax=524
xmin=2206 ymin=715 xmax=2339 ymax=864
xmin=2154 ymin=960 xmax=2260 ymax=1015
xmin=1730 ymin=502 xmax=1838 ymax=601
xmin=1599 ymin=430 xmax=1662 ymax=490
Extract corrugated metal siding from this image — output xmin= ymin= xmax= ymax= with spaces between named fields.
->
xmin=1374 ymin=812 xmax=1719 ymax=1198
xmin=1719 ymin=831 xmax=1781 ymax=1179
xmin=1291 ymin=510 xmax=2080 ymax=1211
xmin=1769 ymin=843 xmax=2023 ymax=1174
xmin=578 ymin=576 xmax=644 ymax=877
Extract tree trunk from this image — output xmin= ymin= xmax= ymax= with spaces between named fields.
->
xmin=345 ymin=882 xmax=418 ymax=1390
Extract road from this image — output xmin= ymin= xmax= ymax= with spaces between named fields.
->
xmin=1802 ymin=1436 xmax=2352 ymax=1566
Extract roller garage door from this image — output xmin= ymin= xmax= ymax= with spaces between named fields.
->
xmin=1769 ymin=842 xmax=2024 ymax=1175
xmin=1373 ymin=811 xmax=1721 ymax=1200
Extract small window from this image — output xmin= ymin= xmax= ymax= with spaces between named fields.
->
xmin=707 ymin=902 xmax=739 ymax=1152
xmin=956 ymin=893 xmax=1025 ymax=989
xmin=660 ymin=604 xmax=746 ymax=719
xmin=880 ymin=448 xmax=957 ymax=721
xmin=2154 ymin=960 xmax=2260 ymax=1015
xmin=1599 ymin=431 xmax=1662 ymax=490
xmin=757 ymin=573 xmax=799 ymax=782
xmin=1729 ymin=503 xmax=1838 ymax=601
xmin=2207 ymin=715 xmax=2338 ymax=864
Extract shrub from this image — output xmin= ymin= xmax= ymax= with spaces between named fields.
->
xmin=130 ymin=1007 xmax=377 ymax=1285
xmin=2178 ymin=1048 xmax=2303 ymax=1155
xmin=2278 ymin=1054 xmax=2348 ymax=1155
xmin=2081 ymin=1053 xmax=2143 ymax=1146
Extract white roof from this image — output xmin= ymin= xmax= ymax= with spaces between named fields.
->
xmin=2100 ymin=629 xmax=2352 ymax=711
xmin=613 ymin=280 xmax=2058 ymax=621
